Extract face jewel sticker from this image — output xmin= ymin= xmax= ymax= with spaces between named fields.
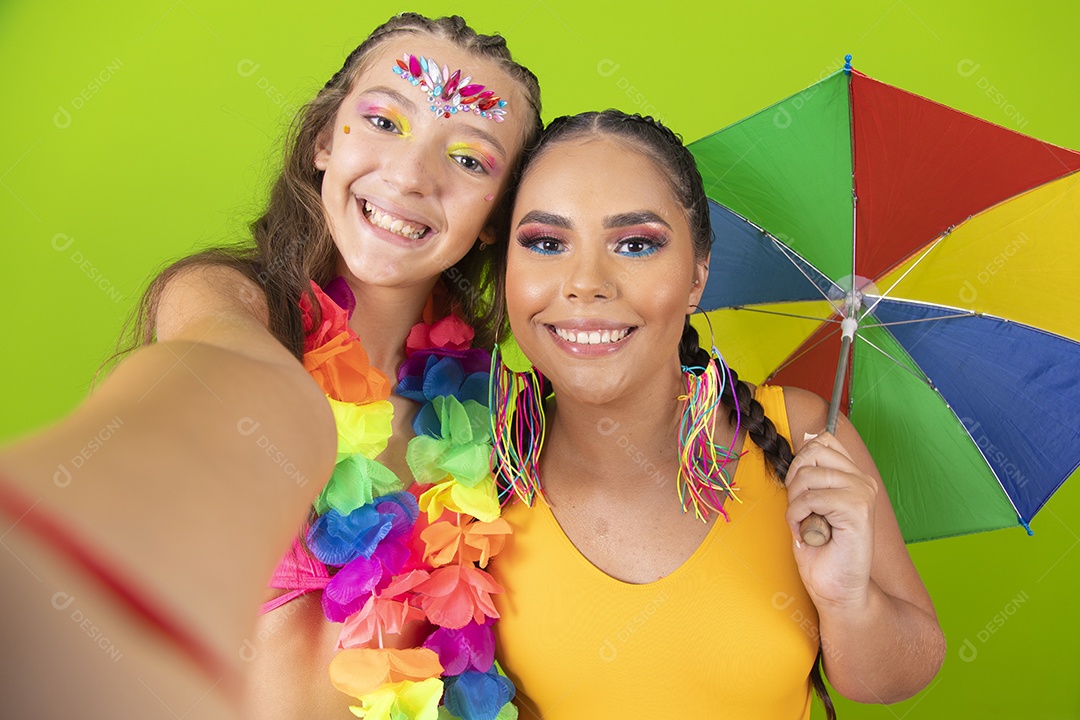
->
xmin=392 ymin=53 xmax=508 ymax=122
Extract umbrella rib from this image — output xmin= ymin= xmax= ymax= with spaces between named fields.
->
xmin=862 ymin=234 xmax=947 ymax=317
xmin=853 ymin=334 xmax=933 ymax=389
xmin=860 ymin=312 xmax=975 ymax=328
xmin=768 ymin=237 xmax=843 ymax=304
xmin=732 ymin=306 xmax=843 ymax=324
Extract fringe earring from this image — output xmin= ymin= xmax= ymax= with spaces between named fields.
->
xmin=489 ymin=341 xmax=546 ymax=505
xmin=677 ymin=315 xmax=742 ymax=522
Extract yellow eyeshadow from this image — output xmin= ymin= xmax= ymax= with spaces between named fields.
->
xmin=447 ymin=142 xmax=497 ymax=171
xmin=356 ymin=101 xmax=412 ymax=137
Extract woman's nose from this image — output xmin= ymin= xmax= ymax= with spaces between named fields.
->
xmin=564 ymin=251 xmax=616 ymax=301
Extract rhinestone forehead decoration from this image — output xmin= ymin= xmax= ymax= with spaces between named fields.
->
xmin=392 ymin=53 xmax=508 ymax=122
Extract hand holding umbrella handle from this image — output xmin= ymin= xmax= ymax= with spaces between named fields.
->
xmin=798 ymin=317 xmax=858 ymax=548
xmin=800 ymin=513 xmax=832 ymax=546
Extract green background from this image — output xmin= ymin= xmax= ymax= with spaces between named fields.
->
xmin=2 ymin=0 xmax=1077 ymax=716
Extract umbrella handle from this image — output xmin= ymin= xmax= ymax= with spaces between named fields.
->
xmin=803 ymin=315 xmax=856 ymax=548
xmin=799 ymin=512 xmax=832 ymax=546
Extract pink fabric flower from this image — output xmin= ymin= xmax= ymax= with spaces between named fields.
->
xmin=406 ymin=313 xmax=475 ymax=354
xmin=338 ymin=594 xmax=427 ymax=649
xmin=415 ymin=565 xmax=502 ymax=629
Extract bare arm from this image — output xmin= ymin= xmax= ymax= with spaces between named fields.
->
xmin=0 ymin=266 xmax=335 ymax=715
xmin=783 ymin=387 xmax=945 ymax=703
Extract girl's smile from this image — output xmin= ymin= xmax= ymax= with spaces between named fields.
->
xmin=314 ymin=35 xmax=528 ymax=289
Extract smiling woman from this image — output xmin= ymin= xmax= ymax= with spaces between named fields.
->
xmin=0 ymin=12 xmax=541 ymax=720
xmin=487 ymin=110 xmax=945 ymax=719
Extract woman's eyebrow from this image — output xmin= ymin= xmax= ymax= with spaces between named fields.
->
xmin=455 ymin=125 xmax=507 ymax=160
xmin=361 ymin=86 xmax=418 ymax=112
xmin=602 ymin=211 xmax=671 ymax=229
xmin=516 ymin=211 xmax=573 ymax=229
xmin=362 ymin=86 xmax=507 ymax=159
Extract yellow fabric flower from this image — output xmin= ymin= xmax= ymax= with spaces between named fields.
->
xmin=328 ymin=397 xmax=394 ymax=460
xmin=419 ymin=474 xmax=500 ymax=523
xmin=347 ymin=678 xmax=444 ymax=720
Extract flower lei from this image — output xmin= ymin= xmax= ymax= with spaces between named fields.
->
xmin=299 ymin=277 xmax=517 ymax=720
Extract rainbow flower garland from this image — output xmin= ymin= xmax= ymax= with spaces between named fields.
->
xmin=298 ymin=278 xmax=517 ymax=720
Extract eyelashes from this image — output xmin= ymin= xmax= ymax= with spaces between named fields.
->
xmin=517 ymin=230 xmax=564 ymax=255
xmin=615 ymin=234 xmax=667 ymax=257
xmin=515 ymin=229 xmax=669 ymax=257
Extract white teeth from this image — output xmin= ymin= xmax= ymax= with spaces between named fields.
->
xmin=553 ymin=327 xmax=630 ymax=345
xmin=362 ymin=200 xmax=428 ymax=240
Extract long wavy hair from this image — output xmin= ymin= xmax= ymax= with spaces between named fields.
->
xmin=489 ymin=109 xmax=836 ymax=719
xmin=111 ymin=13 xmax=542 ymax=371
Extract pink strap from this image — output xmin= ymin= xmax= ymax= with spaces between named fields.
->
xmin=260 ymin=535 xmax=330 ymax=615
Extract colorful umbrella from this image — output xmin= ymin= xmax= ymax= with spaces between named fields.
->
xmin=688 ymin=57 xmax=1080 ymax=542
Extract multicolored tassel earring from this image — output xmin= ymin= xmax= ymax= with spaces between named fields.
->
xmin=489 ymin=341 xmax=546 ymax=505
xmin=677 ymin=314 xmax=742 ymax=522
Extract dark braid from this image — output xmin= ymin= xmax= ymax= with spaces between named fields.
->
xmin=680 ymin=318 xmax=836 ymax=719
xmin=678 ymin=319 xmax=796 ymax=483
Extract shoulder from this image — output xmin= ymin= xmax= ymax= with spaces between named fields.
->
xmin=156 ymin=263 xmax=298 ymax=368
xmin=156 ymin=264 xmax=268 ymax=337
xmin=776 ymin=386 xmax=829 ymax=454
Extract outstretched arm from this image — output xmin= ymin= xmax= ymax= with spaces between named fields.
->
xmin=783 ymin=386 xmax=946 ymax=703
xmin=0 ymin=266 xmax=335 ymax=717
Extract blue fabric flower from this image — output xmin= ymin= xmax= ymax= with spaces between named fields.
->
xmin=442 ymin=667 xmax=515 ymax=720
xmin=397 ymin=354 xmax=490 ymax=437
xmin=307 ymin=491 xmax=419 ymax=566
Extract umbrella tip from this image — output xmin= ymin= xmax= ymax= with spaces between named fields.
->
xmin=844 ymin=54 xmax=853 ymax=74
xmin=1020 ymin=518 xmax=1034 ymax=536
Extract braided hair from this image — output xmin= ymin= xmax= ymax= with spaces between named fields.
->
xmin=495 ymin=109 xmax=835 ymax=719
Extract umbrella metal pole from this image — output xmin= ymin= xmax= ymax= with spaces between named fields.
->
xmin=826 ymin=318 xmax=858 ymax=434
xmin=800 ymin=316 xmax=859 ymax=547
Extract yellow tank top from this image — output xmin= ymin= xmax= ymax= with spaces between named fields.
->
xmin=490 ymin=385 xmax=818 ymax=719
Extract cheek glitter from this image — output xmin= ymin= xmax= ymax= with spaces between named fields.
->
xmin=485 ymin=194 xmax=495 ymax=202
xmin=343 ymin=125 xmax=350 ymax=134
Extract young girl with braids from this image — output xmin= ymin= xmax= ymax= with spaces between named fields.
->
xmin=0 ymin=13 xmax=541 ymax=719
xmin=486 ymin=110 xmax=945 ymax=718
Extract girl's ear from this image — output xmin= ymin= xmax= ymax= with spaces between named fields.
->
xmin=478 ymin=225 xmax=498 ymax=248
xmin=314 ymin=126 xmax=333 ymax=171
xmin=688 ymin=253 xmax=710 ymax=310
